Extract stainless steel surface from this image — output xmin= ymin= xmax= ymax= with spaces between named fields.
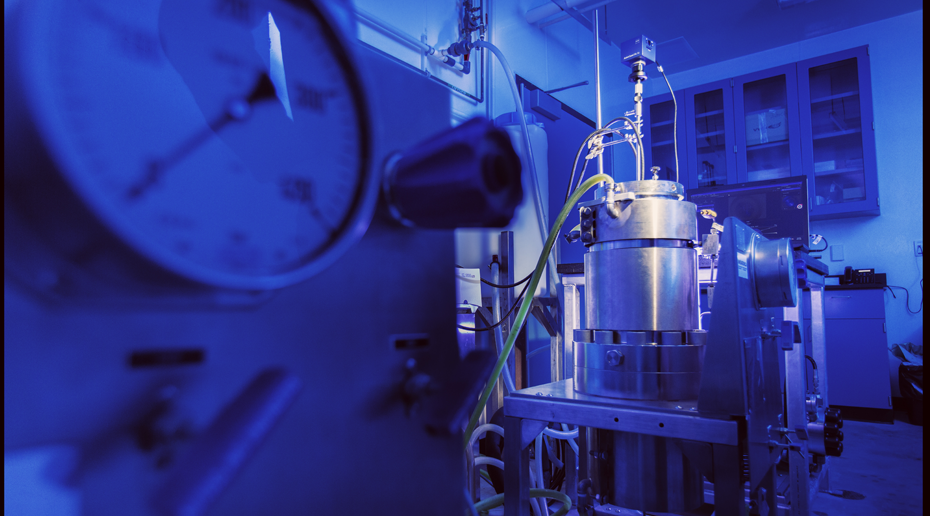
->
xmin=574 ymin=329 xmax=707 ymax=346
xmin=581 ymin=425 xmax=600 ymax=504
xmin=585 ymin=197 xmax=698 ymax=242
xmin=809 ymin=454 xmax=831 ymax=506
xmin=505 ymin=380 xmax=739 ymax=445
xmin=560 ymin=278 xmax=582 ymax=381
xmin=503 ymin=378 xmax=742 ymax=516
xmin=697 ymin=218 xmax=789 ymax=515
xmin=457 ymin=312 xmax=477 ymax=358
xmin=754 ymin=238 xmax=799 ymax=308
xmin=810 ymin=287 xmax=828 ymax=408
xmin=592 ymin=179 xmax=686 ymax=200
xmin=602 ymin=430 xmax=704 ymax=512
xmin=574 ymin=341 xmax=704 ymax=400
xmin=784 ymin=288 xmax=811 ymax=516
xmin=570 ymin=180 xmax=707 ymax=512
xmin=806 ymin=283 xmax=834 ymax=503
xmin=589 ymin=239 xmax=692 ymax=250
xmin=806 ymin=423 xmax=826 ymax=456
xmin=488 ymin=231 xmax=516 ymax=421
xmin=504 ymin=414 xmax=532 ymax=516
xmin=695 ymin=250 xmax=701 ymax=331
xmin=593 ymin=8 xmax=603 ymax=178
xmin=585 ymin=247 xmax=698 ymax=331
xmin=581 ymin=180 xmax=699 ymax=335
xmin=575 ymin=368 xmax=702 ymax=401
xmin=564 ymin=429 xmax=579 ymax=508
xmin=605 ymin=349 xmax=622 ymax=366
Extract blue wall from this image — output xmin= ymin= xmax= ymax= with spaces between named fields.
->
xmin=645 ymin=11 xmax=923 ymax=348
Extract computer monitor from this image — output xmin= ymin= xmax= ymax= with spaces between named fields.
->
xmin=688 ymin=175 xmax=810 ymax=250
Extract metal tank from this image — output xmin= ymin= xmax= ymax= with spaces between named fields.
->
xmin=573 ymin=180 xmax=705 ymax=513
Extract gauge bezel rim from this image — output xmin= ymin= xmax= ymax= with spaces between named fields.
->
xmin=15 ymin=0 xmax=378 ymax=291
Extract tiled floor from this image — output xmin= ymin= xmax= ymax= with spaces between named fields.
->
xmin=810 ymin=410 xmax=923 ymax=516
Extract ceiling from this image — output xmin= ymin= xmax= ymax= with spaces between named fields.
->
xmin=598 ymin=0 xmax=923 ymax=72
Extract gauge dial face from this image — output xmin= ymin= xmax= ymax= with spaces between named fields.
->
xmin=18 ymin=0 xmax=373 ymax=289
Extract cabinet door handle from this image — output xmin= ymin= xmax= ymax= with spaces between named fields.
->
xmin=830 ymin=296 xmax=851 ymax=299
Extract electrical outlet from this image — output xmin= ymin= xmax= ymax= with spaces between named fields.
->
xmin=916 ymin=241 xmax=923 ymax=257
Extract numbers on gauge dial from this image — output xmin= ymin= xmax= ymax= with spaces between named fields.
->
xmin=42 ymin=0 xmax=367 ymax=284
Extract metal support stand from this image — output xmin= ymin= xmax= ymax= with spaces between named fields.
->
xmin=559 ymin=274 xmax=584 ymax=382
xmin=771 ymin=260 xmax=833 ymax=515
xmin=504 ymin=413 xmax=533 ymax=515
xmin=784 ymin=291 xmax=811 ymax=516
xmin=488 ymin=230 xmax=516 ymax=421
xmin=808 ymin=283 xmax=832 ymax=497
xmin=504 ymin=380 xmax=741 ymax=516
xmin=593 ymin=8 xmax=603 ymax=177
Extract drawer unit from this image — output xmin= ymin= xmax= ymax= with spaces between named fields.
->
xmin=823 ymin=289 xmax=884 ymax=319
xmin=825 ymin=318 xmax=890 ymax=410
xmin=815 ymin=286 xmax=892 ymax=422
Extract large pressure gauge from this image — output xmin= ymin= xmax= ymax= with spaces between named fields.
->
xmin=4 ymin=0 xmax=375 ymax=291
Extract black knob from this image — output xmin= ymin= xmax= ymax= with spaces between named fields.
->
xmin=383 ymin=117 xmax=523 ymax=229
xmin=825 ymin=407 xmax=841 ymax=423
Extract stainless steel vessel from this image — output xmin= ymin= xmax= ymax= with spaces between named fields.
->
xmin=574 ymin=180 xmax=704 ymax=400
xmin=574 ymin=180 xmax=705 ymax=512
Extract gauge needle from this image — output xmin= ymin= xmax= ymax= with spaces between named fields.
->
xmin=253 ymin=12 xmax=293 ymax=121
xmin=126 ymin=72 xmax=279 ymax=200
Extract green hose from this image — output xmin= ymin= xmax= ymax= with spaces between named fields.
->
xmin=473 ymin=488 xmax=572 ymax=516
xmin=463 ymin=173 xmax=614 ymax=449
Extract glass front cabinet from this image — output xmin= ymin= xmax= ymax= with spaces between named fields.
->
xmin=798 ymin=46 xmax=878 ymax=219
xmin=641 ymin=46 xmax=878 ymax=219
xmin=733 ymin=64 xmax=804 ymax=183
xmin=642 ymin=90 xmax=689 ymax=185
xmin=684 ymin=79 xmax=737 ymax=188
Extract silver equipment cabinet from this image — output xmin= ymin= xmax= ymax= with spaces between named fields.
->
xmin=504 ymin=179 xmax=835 ymax=516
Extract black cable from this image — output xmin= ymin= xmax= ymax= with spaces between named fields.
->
xmin=810 ymin=235 xmax=828 ymax=252
xmin=482 ymin=272 xmax=532 ymax=289
xmin=805 ymin=355 xmax=818 ymax=370
xmin=564 ymin=126 xmax=612 ymax=203
xmin=456 ymin=278 xmax=532 ymax=332
xmin=655 ymin=61 xmax=679 ymax=182
xmin=885 ymin=281 xmax=923 ymax=314
xmin=572 ymin=159 xmax=591 ymax=198
xmin=576 ymin=116 xmax=644 ymax=190
xmin=564 ymin=116 xmax=642 ymax=203
xmin=454 ymin=264 xmax=533 ymax=289
xmin=564 ymin=135 xmax=588 ymax=203
xmin=547 ymin=466 xmax=565 ymax=503
xmin=547 ymin=439 xmax=566 ymax=499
